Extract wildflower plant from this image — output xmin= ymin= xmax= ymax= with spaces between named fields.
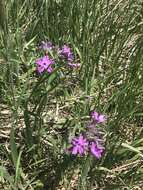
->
xmin=24 ymin=41 xmax=107 ymax=188
xmin=1 ymin=0 xmax=143 ymax=189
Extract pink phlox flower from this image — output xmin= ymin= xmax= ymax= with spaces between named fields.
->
xmin=90 ymin=141 xmax=104 ymax=159
xmin=35 ymin=55 xmax=55 ymax=74
xmin=70 ymin=134 xmax=88 ymax=156
xmin=59 ymin=45 xmax=74 ymax=61
xmin=91 ymin=111 xmax=106 ymax=123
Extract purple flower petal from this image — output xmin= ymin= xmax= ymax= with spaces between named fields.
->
xmin=37 ymin=66 xmax=45 ymax=74
xmin=72 ymin=146 xmax=79 ymax=155
xmin=90 ymin=141 xmax=104 ymax=159
xmin=91 ymin=111 xmax=106 ymax=123
xmin=98 ymin=115 xmax=106 ymax=123
xmin=78 ymin=147 xmax=84 ymax=155
xmin=47 ymin=66 xmax=53 ymax=73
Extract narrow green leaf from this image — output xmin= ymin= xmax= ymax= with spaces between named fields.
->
xmin=10 ymin=129 xmax=18 ymax=168
xmin=15 ymin=151 xmax=22 ymax=183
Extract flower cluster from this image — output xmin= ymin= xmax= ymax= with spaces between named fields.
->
xmin=35 ymin=41 xmax=80 ymax=74
xmin=68 ymin=111 xmax=106 ymax=159
xmin=69 ymin=134 xmax=104 ymax=159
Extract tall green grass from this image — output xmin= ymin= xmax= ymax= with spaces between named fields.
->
xmin=0 ymin=0 xmax=143 ymax=189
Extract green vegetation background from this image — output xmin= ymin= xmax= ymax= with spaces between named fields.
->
xmin=0 ymin=0 xmax=143 ymax=189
